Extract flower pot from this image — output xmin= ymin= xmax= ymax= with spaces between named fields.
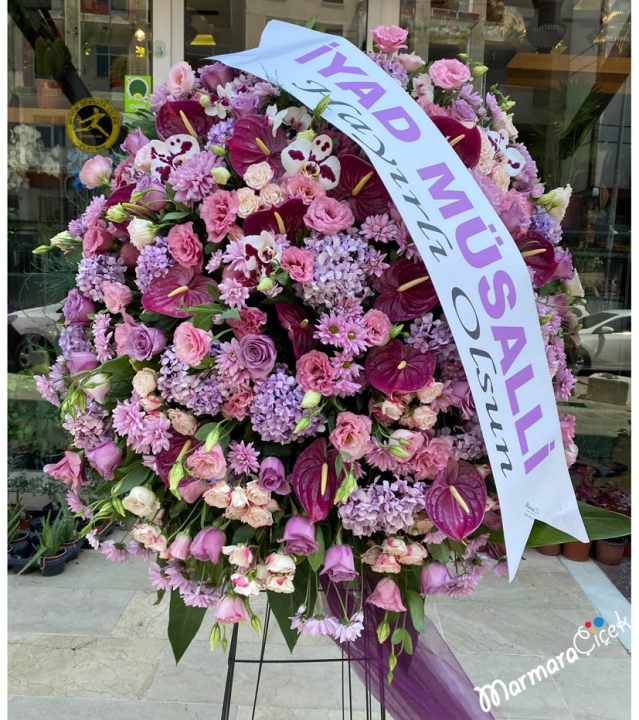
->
xmin=9 ymin=531 xmax=30 ymax=556
xmin=40 ymin=547 xmax=68 ymax=576
xmin=537 ymin=544 xmax=562 ymax=556
xmin=562 ymin=541 xmax=592 ymax=562
xmin=595 ymin=540 xmax=626 ymax=566
xmin=61 ymin=539 xmax=83 ymax=562
xmin=623 ymin=540 xmax=631 ymax=557
xmin=9 ymin=553 xmax=38 ymax=574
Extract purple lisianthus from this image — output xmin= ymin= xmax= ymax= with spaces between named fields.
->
xmin=121 ymin=127 xmax=149 ymax=156
xmin=62 ymin=289 xmax=95 ymax=325
xmin=237 ymin=334 xmax=276 ymax=380
xmin=281 ymin=516 xmax=318 ymax=556
xmin=320 ymin=545 xmax=357 ymax=583
xmin=85 ymin=440 xmax=124 ymax=480
xmin=258 ymin=457 xmax=289 ymax=495
xmin=125 ymin=324 xmax=166 ymax=361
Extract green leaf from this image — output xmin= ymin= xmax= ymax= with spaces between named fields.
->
xmin=232 ymin=525 xmax=256 ymax=545
xmin=403 ymin=632 xmax=414 ymax=655
xmin=114 ymin=465 xmax=150 ymax=496
xmin=267 ymin=559 xmax=312 ymax=653
xmin=219 ymin=307 xmax=241 ymax=321
xmin=487 ymin=502 xmax=632 ymax=547
xmin=308 ymin=525 xmax=326 ymax=572
xmin=391 ymin=628 xmax=405 ymax=645
xmin=426 ymin=543 xmax=450 ymax=564
xmin=167 ymin=590 xmax=207 ymax=664
xmin=161 ymin=211 xmax=191 ymax=222
xmin=406 ymin=589 xmax=425 ymax=634
xmin=155 ymin=589 xmax=165 ymax=606
xmin=98 ymin=355 xmax=134 ymax=377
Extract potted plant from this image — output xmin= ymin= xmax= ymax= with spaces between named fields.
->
xmin=562 ymin=539 xmax=592 ymax=562
xmin=59 ymin=509 xmax=82 ymax=562
xmin=595 ymin=536 xmax=628 ymax=566
xmin=17 ymin=512 xmax=68 ymax=577
xmin=536 ymin=543 xmax=562 ymax=556
xmin=8 ymin=504 xmax=29 ymax=556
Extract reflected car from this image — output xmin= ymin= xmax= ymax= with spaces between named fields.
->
xmin=576 ymin=309 xmax=631 ymax=373
xmin=8 ymin=303 xmax=62 ymax=372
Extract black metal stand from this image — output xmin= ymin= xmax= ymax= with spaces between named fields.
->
xmin=220 ymin=604 xmax=387 ymax=720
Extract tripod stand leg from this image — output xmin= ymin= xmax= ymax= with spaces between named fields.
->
xmin=220 ymin=623 xmax=239 ymax=720
xmin=250 ymin=606 xmax=271 ymax=720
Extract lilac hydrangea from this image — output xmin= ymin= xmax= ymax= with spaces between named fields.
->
xmin=249 ymin=367 xmax=325 ymax=444
xmin=62 ymin=400 xmax=111 ymax=449
xmin=206 ymin=118 xmax=236 ymax=150
xmin=407 ymin=313 xmax=454 ymax=354
xmin=135 ymin=236 xmax=176 ymax=293
xmin=76 ymin=254 xmax=126 ymax=302
xmin=338 ymin=478 xmax=427 ymax=537
xmin=59 ymin=324 xmax=91 ymax=354
xmin=370 ymin=52 xmax=408 ymax=88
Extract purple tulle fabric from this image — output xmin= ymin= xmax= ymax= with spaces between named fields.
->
xmin=324 ymin=579 xmax=493 ymax=720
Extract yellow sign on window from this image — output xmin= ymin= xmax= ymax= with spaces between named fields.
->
xmin=66 ymin=97 xmax=121 ymax=154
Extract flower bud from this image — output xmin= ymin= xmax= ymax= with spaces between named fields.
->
xmin=251 ymin=614 xmax=263 ymax=635
xmin=377 ymin=620 xmax=390 ymax=644
xmin=256 ymin=276 xmax=275 ymax=293
xmin=300 ymin=390 xmax=322 ymax=409
xmin=209 ymin=623 xmax=221 ymax=651
xmin=211 ymin=144 xmax=227 ymax=157
xmin=388 ymin=444 xmax=411 ymax=458
xmin=32 ymin=245 xmax=52 ymax=254
xmin=471 ymin=64 xmax=488 ymax=78
xmin=211 ymin=167 xmax=231 ymax=185
xmin=296 ymin=129 xmax=315 ymax=142
xmin=205 ymin=425 xmax=221 ymax=451
xmin=294 ymin=416 xmax=311 ymax=434
xmin=199 ymin=94 xmax=211 ymax=108
xmin=313 ymin=94 xmax=331 ymax=117
xmin=106 ymin=204 xmax=129 ymax=222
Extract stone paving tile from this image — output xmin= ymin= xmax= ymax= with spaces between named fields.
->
xmin=8 ymin=586 xmax=134 ymax=636
xmin=9 ymin=695 xmax=235 ymax=720
xmin=8 ymin=634 xmax=166 ymax=701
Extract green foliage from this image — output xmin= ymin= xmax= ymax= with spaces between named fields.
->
xmin=267 ymin=559 xmax=314 ymax=653
xmin=406 ymin=589 xmax=425 ymax=634
xmin=167 ymin=589 xmax=207 ymax=664
xmin=8 ymin=504 xmax=24 ymax=545
xmin=36 ymin=511 xmax=67 ymax=557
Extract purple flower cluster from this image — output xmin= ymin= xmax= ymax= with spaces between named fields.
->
xmin=249 ymin=367 xmax=325 ymax=444
xmin=370 ymin=52 xmax=408 ymax=88
xmin=92 ymin=313 xmax=115 ymax=363
xmin=62 ymin=400 xmax=111 ymax=449
xmin=135 ymin=236 xmax=176 ymax=293
xmin=168 ymin=151 xmax=221 ymax=204
xmin=76 ymin=254 xmax=126 ymax=302
xmin=338 ymin=478 xmax=427 ymax=537
xmin=206 ymin=118 xmax=236 ymax=150
xmin=407 ymin=313 xmax=454 ymax=354
xmin=59 ymin=324 xmax=91 ymax=354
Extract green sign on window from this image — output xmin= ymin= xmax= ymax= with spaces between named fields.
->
xmin=125 ymin=75 xmax=152 ymax=112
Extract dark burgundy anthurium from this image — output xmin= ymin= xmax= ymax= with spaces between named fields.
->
xmin=328 ymin=154 xmax=391 ymax=221
xmin=275 ymin=302 xmax=317 ymax=359
xmin=292 ymin=437 xmax=344 ymax=523
xmin=154 ymin=432 xmax=202 ymax=485
xmin=430 ymin=117 xmax=482 ymax=169
xmin=227 ymin=115 xmax=288 ymax=177
xmin=142 ymin=265 xmax=216 ymax=318
xmin=365 ymin=339 xmax=435 ymax=396
xmin=242 ymin=198 xmax=307 ymax=241
xmin=425 ymin=460 xmax=487 ymax=542
xmin=104 ymin=183 xmax=135 ymax=209
xmin=156 ymin=100 xmax=214 ymax=140
xmin=373 ymin=258 xmax=438 ymax=321
xmin=515 ymin=231 xmax=559 ymax=287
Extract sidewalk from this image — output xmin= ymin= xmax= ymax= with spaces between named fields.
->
xmin=8 ymin=540 xmax=631 ymax=720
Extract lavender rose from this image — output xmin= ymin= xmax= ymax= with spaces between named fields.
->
xmin=238 ymin=334 xmax=276 ymax=380
xmin=281 ymin=516 xmax=318 ymax=556
xmin=258 ymin=457 xmax=290 ymax=495
xmin=125 ymin=325 xmax=166 ymax=361
xmin=62 ymin=290 xmax=95 ymax=325
xmin=231 ymin=94 xmax=261 ymax=117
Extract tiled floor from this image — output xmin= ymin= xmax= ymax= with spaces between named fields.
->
xmin=8 ymin=541 xmax=631 ymax=720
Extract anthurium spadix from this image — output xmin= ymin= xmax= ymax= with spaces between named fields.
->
xmin=425 ymin=460 xmax=487 ymax=542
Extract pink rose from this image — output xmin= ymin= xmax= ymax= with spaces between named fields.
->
xmin=227 ymin=307 xmax=268 ymax=339
xmin=371 ymin=25 xmax=408 ymax=54
xmin=420 ymin=562 xmax=452 ymax=595
xmin=166 ymin=61 xmax=196 ymax=98
xmin=43 ymin=451 xmax=86 ymax=491
xmin=179 ymin=478 xmax=208 ymax=504
xmin=114 ymin=321 xmax=135 ymax=356
xmin=304 ymin=197 xmax=355 ymax=235
xmin=410 ymin=436 xmax=454 ymax=480
xmin=321 ymin=545 xmax=357 ymax=583
xmin=362 ymin=309 xmax=392 ymax=346
xmin=168 ymin=532 xmax=191 ymax=560
xmin=174 ymin=322 xmax=212 ymax=367
xmin=186 ymin=444 xmax=227 ymax=480
xmin=237 ymin=334 xmax=277 ymax=380
xmin=330 ymin=412 xmax=372 ymax=461
xmin=429 ymin=59 xmax=472 ymax=90
xmin=245 ymin=480 xmax=270 ymax=507
xmin=102 ymin=282 xmax=133 ymax=314
xmin=201 ymin=189 xmax=240 ymax=243
xmin=281 ymin=516 xmax=318 ymax=556
xmin=559 ymin=413 xmax=576 ymax=446
xmin=397 ymin=53 xmax=425 ymax=72
xmin=366 ymin=577 xmax=407 ymax=612
xmin=296 ymin=350 xmax=335 ymax=394
xmin=167 ymin=222 xmax=203 ymax=269
xmin=190 ymin=527 xmax=225 ymax=564
xmin=372 ymin=553 xmax=402 ymax=574
xmin=280 ymin=175 xmax=326 ymax=205
xmin=281 ymin=247 xmax=314 ymax=283
xmin=203 ymin=480 xmax=232 ymax=508
xmin=82 ymin=220 xmax=112 ymax=258
xmin=85 ymin=440 xmax=124 ymax=480
xmin=221 ymin=388 xmax=254 ymax=421
xmin=79 ymin=156 xmax=112 ymax=188
xmin=66 ymin=351 xmax=99 ymax=374
xmin=214 ymin=594 xmax=251 ymax=624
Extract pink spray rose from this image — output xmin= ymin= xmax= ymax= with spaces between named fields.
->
xmin=82 ymin=219 xmax=112 ymax=258
xmin=85 ymin=440 xmax=124 ymax=480
xmin=280 ymin=175 xmax=326 ymax=205
xmin=174 ymin=322 xmax=212 ymax=367
xmin=281 ymin=516 xmax=318 ymax=556
xmin=167 ymin=222 xmax=204 ymax=269
xmin=420 ymin=562 xmax=452 ymax=596
xmin=296 ymin=350 xmax=335 ymax=395
xmin=429 ymin=59 xmax=472 ymax=90
xmin=237 ymin=334 xmax=277 ymax=380
xmin=102 ymin=282 xmax=133 ymax=314
xmin=169 ymin=532 xmax=191 ymax=560
xmin=304 ymin=197 xmax=355 ymax=235
xmin=227 ymin=307 xmax=267 ymax=339
xmin=362 ymin=309 xmax=392 ymax=346
xmin=321 ymin=545 xmax=357 ymax=583
xmin=203 ymin=480 xmax=232 ymax=508
xmin=397 ymin=53 xmax=425 ymax=72
xmin=214 ymin=594 xmax=251 ymax=624
xmin=366 ymin=577 xmax=407 ymax=612
xmin=371 ymin=25 xmax=408 ymax=54
xmin=43 ymin=451 xmax=86 ymax=491
xmin=79 ymin=156 xmax=112 ymax=188
xmin=166 ymin=61 xmax=196 ymax=98
xmin=221 ymin=387 xmax=254 ymax=421
xmin=186 ymin=445 xmax=227 ymax=480
xmin=190 ymin=527 xmax=225 ymax=564
xmin=330 ymin=412 xmax=372 ymax=461
xmin=410 ymin=436 xmax=454 ymax=480
xmin=281 ymin=247 xmax=314 ymax=283
xmin=179 ymin=478 xmax=208 ymax=504
xmin=201 ymin=189 xmax=240 ymax=243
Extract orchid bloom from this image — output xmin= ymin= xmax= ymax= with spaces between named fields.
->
xmin=148 ymin=135 xmax=200 ymax=183
xmin=282 ymin=134 xmax=341 ymax=190
xmin=265 ymin=104 xmax=288 ymax=135
xmin=206 ymin=82 xmax=234 ymax=119
xmin=487 ymin=129 xmax=526 ymax=177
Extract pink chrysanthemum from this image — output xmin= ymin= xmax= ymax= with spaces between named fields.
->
xmin=141 ymin=414 xmax=172 ymax=454
xmin=315 ymin=314 xmax=346 ymax=347
xmin=85 ymin=528 xmax=100 ymax=549
xmin=361 ymin=214 xmax=398 ymax=244
xmin=218 ymin=277 xmax=250 ymax=309
xmin=299 ymin=615 xmax=339 ymax=637
xmin=340 ymin=321 xmax=370 ymax=355
xmin=165 ymin=563 xmax=195 ymax=593
xmin=112 ymin=397 xmax=145 ymax=439
xmin=101 ymin=541 xmax=130 ymax=563
xmin=216 ymin=338 xmax=250 ymax=383
xmin=228 ymin=440 xmax=260 ymax=475
xmin=148 ymin=561 xmax=172 ymax=591
xmin=126 ymin=540 xmax=152 ymax=560
xmin=206 ymin=249 xmax=224 ymax=273
xmin=332 ymin=611 xmax=365 ymax=643
xmin=446 ymin=573 xmax=481 ymax=598
xmin=34 ymin=375 xmax=60 ymax=406
xmin=182 ymin=584 xmax=220 ymax=608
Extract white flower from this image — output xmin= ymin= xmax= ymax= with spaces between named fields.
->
xmin=231 ymin=572 xmax=261 ymax=597
xmin=132 ymin=368 xmax=157 ymax=397
xmin=235 ymin=187 xmax=261 ymax=218
xmin=265 ymin=552 xmax=296 ymax=574
xmin=281 ymin=134 xmax=341 ymax=190
xmin=564 ymin=271 xmax=585 ymax=298
xmin=284 ymin=106 xmax=312 ymax=131
xmin=222 ymin=544 xmax=253 ymax=568
xmin=128 ymin=219 xmax=156 ymax=250
xmin=167 ymin=409 xmax=197 ymax=436
xmin=122 ymin=487 xmax=161 ymax=519
xmin=487 ymin=129 xmax=526 ymax=177
xmin=539 ymin=185 xmax=572 ymax=222
xmin=265 ymin=574 xmax=295 ymax=593
xmin=412 ymin=73 xmax=434 ymax=102
xmin=244 ymin=161 xmax=275 ymax=191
